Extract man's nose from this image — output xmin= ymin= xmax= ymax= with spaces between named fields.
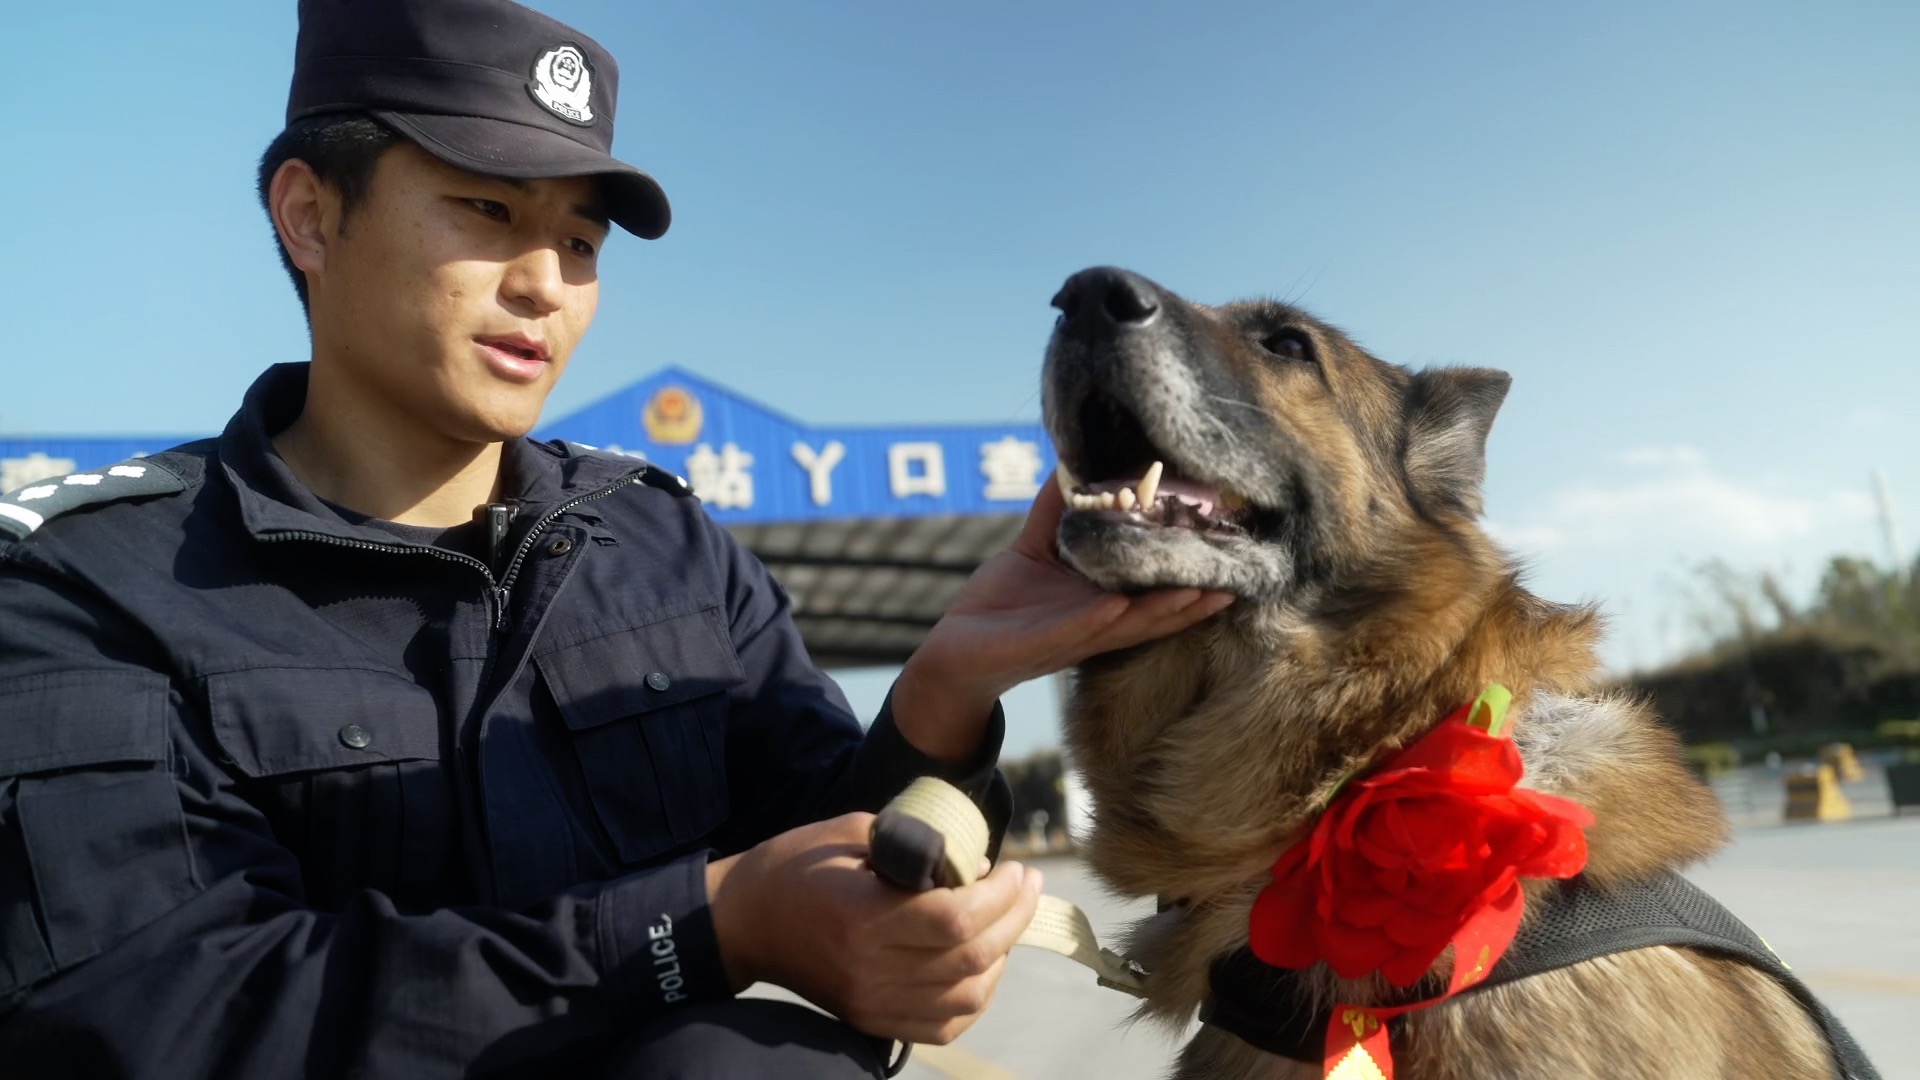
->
xmin=1049 ymin=267 xmax=1161 ymax=343
xmin=502 ymin=247 xmax=565 ymax=315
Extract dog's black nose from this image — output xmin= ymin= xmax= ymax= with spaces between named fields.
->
xmin=1052 ymin=267 xmax=1160 ymax=337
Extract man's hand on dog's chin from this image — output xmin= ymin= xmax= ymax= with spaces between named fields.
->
xmin=894 ymin=472 xmax=1236 ymax=762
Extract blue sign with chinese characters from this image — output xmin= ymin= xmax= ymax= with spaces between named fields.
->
xmin=545 ymin=367 xmax=1056 ymax=522
xmin=0 ymin=367 xmax=1056 ymax=524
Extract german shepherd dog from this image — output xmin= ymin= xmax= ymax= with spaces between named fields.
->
xmin=1042 ymin=267 xmax=1844 ymax=1079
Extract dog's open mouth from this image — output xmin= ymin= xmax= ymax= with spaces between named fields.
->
xmin=1059 ymin=388 xmax=1251 ymax=535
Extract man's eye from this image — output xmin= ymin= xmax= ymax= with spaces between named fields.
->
xmin=567 ymin=237 xmax=597 ymax=258
xmin=469 ymin=199 xmax=510 ymax=221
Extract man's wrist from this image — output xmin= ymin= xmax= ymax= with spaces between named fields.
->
xmin=704 ymin=851 xmax=759 ymax=993
xmin=890 ymin=656 xmax=1000 ymax=764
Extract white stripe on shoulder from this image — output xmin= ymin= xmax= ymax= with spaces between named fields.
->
xmin=0 ymin=502 xmax=46 ymax=534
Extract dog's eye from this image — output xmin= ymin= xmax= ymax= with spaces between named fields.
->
xmin=1260 ymin=329 xmax=1314 ymax=363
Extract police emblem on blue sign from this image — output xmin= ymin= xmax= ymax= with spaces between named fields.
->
xmin=643 ymin=386 xmax=703 ymax=445
xmin=529 ymin=44 xmax=595 ymax=125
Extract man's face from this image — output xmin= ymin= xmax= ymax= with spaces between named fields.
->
xmin=306 ymin=141 xmax=608 ymax=443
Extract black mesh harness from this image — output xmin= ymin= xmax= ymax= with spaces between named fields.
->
xmin=1200 ymin=871 xmax=1881 ymax=1079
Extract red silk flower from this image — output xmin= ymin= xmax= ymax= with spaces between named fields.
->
xmin=1249 ymin=710 xmax=1593 ymax=988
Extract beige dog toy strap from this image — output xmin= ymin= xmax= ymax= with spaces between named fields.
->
xmin=870 ymin=776 xmax=1148 ymax=998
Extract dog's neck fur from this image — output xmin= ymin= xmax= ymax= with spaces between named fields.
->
xmin=1065 ymin=529 xmax=1726 ymax=911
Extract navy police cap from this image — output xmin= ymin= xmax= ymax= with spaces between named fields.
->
xmin=288 ymin=0 xmax=670 ymax=239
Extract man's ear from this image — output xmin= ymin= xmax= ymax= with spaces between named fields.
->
xmin=1402 ymin=367 xmax=1512 ymax=518
xmin=267 ymin=159 xmax=333 ymax=283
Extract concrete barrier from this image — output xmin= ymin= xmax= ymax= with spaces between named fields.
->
xmin=1782 ymin=764 xmax=1852 ymax=823
xmin=1820 ymin=742 xmax=1865 ymax=782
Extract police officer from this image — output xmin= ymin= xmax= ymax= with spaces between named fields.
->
xmin=0 ymin=2 xmax=1233 ymax=1077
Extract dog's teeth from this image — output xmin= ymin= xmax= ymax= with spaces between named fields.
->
xmin=1137 ymin=461 xmax=1163 ymax=508
xmin=1069 ymin=493 xmax=1093 ymax=510
xmin=1056 ymin=463 xmax=1079 ymax=500
xmin=1117 ymin=487 xmax=1137 ymax=511
xmin=1097 ymin=492 xmax=1116 ymax=509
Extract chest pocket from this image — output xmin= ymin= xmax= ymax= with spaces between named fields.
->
xmin=534 ymin=606 xmax=745 ymax=865
xmin=203 ymin=666 xmax=446 ymax=908
xmin=204 ymin=666 xmax=443 ymax=777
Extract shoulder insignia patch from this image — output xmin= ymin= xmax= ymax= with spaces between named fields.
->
xmin=0 ymin=458 xmax=186 ymax=541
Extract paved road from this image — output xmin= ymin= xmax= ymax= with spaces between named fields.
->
xmin=891 ymin=807 xmax=1920 ymax=1079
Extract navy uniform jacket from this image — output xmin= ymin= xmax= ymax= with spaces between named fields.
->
xmin=0 ymin=364 xmax=1003 ymax=1078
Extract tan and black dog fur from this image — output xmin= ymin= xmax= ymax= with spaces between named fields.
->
xmin=1041 ymin=267 xmax=1839 ymax=1079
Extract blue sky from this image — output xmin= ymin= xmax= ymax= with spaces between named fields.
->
xmin=3 ymin=1 xmax=1916 ymax=753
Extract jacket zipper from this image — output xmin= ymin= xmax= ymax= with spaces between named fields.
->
xmin=489 ymin=474 xmax=645 ymax=631
xmin=259 ymin=530 xmax=504 ymax=625
xmin=261 ymin=471 xmax=647 ymax=633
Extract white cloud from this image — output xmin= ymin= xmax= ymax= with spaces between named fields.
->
xmin=1616 ymin=444 xmax=1706 ymax=469
xmin=1486 ymin=446 xmax=1884 ymax=672
xmin=1489 ymin=446 xmax=1873 ymax=556
xmin=1844 ymin=404 xmax=1893 ymax=430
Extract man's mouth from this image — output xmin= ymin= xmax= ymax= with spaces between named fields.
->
xmin=477 ymin=335 xmax=549 ymax=364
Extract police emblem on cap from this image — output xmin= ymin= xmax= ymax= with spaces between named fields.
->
xmin=529 ymin=44 xmax=595 ymax=125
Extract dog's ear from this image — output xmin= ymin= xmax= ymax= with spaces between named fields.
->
xmin=1403 ymin=367 xmax=1511 ymax=517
